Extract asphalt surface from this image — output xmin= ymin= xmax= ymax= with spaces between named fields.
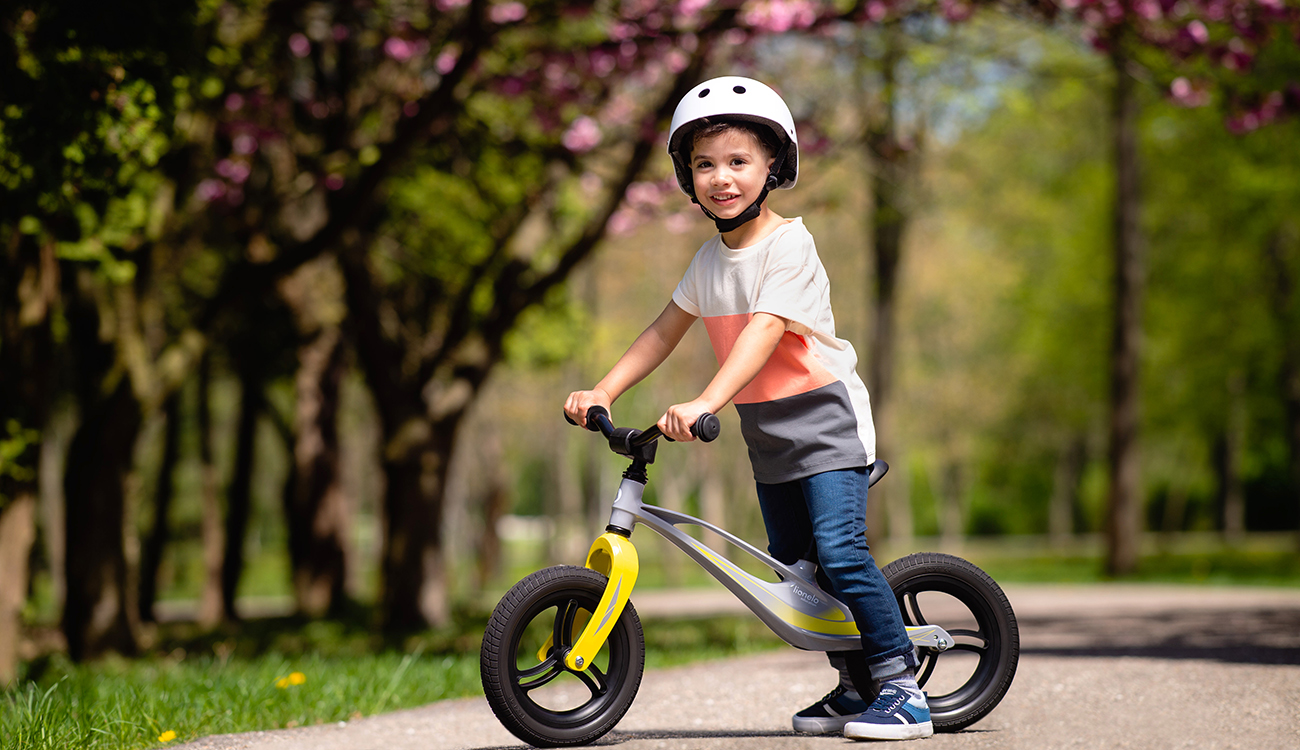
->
xmin=175 ymin=584 xmax=1300 ymax=750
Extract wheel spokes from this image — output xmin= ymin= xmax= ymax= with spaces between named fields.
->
xmin=903 ymin=591 xmax=929 ymax=626
xmin=517 ymin=654 xmax=565 ymax=692
xmin=915 ymin=652 xmax=938 ymax=687
xmin=555 ymin=600 xmax=581 ymax=648
xmin=948 ymin=628 xmax=989 ymax=650
xmin=572 ymin=662 xmax=609 ymax=698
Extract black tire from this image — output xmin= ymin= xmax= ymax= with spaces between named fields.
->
xmin=481 ymin=565 xmax=645 ymax=747
xmin=882 ymin=552 xmax=1019 ymax=733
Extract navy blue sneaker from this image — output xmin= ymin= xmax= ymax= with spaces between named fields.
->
xmin=792 ymin=685 xmax=869 ymax=734
xmin=843 ymin=683 xmax=933 ymax=741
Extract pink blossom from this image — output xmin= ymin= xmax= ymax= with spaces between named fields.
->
xmin=216 ymin=158 xmax=251 ymax=184
xmin=590 ymin=50 xmax=617 ymax=77
xmin=607 ymin=208 xmax=639 ymax=236
xmin=1186 ymin=20 xmax=1209 ymax=44
xmin=385 ymin=37 xmax=414 ymax=61
xmin=722 ymin=28 xmax=748 ymax=45
xmin=676 ymin=0 xmax=712 ymax=26
xmin=288 ymin=33 xmax=311 ymax=58
xmin=562 ymin=116 xmax=602 ymax=152
xmin=1135 ymin=0 xmax=1161 ymax=21
xmin=666 ymin=49 xmax=689 ymax=73
xmin=436 ymin=49 xmax=458 ymax=74
xmin=602 ymin=95 xmax=636 ymax=127
xmin=225 ymin=92 xmax=245 ymax=112
xmin=436 ymin=0 xmax=471 ymax=9
xmin=196 ymin=178 xmax=227 ymax=202
xmin=626 ymin=181 xmax=665 ymax=208
xmin=940 ymin=0 xmax=972 ymax=22
xmin=489 ymin=2 xmax=527 ymax=24
xmin=1169 ymin=77 xmax=1209 ymax=107
xmin=742 ymin=0 xmax=817 ymax=33
xmin=866 ymin=1 xmax=888 ymax=21
xmin=232 ymin=133 xmax=258 ymax=155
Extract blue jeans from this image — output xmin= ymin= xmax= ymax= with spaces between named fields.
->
xmin=756 ymin=467 xmax=914 ymax=666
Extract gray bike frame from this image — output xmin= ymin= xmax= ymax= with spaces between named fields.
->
xmin=604 ymin=467 xmax=953 ymax=654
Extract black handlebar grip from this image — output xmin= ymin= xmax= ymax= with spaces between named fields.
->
xmin=586 ymin=405 xmax=610 ymax=431
xmin=692 ymin=413 xmax=721 ymax=442
xmin=565 ymin=405 xmax=610 ymax=432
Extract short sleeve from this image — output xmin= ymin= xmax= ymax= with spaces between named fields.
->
xmin=751 ymin=230 xmax=823 ymax=335
xmin=672 ymin=247 xmax=703 ymax=317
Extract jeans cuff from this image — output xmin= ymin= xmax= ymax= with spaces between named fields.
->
xmin=867 ymin=647 xmax=919 ymax=681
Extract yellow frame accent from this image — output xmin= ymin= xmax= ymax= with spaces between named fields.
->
xmin=563 ymin=532 xmax=639 ymax=671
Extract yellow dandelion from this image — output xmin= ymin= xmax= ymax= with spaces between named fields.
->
xmin=288 ymin=671 xmax=306 ymax=685
xmin=158 ymin=730 xmax=177 ymax=742
xmin=276 ymin=676 xmax=291 ymax=689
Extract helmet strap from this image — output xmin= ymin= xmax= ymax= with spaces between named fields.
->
xmin=694 ymin=141 xmax=790 ymax=234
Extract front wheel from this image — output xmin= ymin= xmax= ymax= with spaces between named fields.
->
xmin=481 ymin=565 xmax=645 ymax=747
xmin=882 ymin=553 xmax=1019 ymax=733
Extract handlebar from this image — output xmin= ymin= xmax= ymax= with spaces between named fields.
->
xmin=564 ymin=405 xmax=720 ymax=462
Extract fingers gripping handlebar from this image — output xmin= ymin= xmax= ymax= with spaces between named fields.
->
xmin=564 ymin=405 xmax=720 ymax=464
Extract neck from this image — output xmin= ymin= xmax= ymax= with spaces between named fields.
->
xmin=720 ymin=207 xmax=784 ymax=249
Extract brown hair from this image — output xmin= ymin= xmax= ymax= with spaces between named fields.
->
xmin=688 ymin=118 xmax=779 ymax=161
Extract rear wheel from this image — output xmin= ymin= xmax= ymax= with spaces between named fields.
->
xmin=481 ymin=565 xmax=644 ymax=747
xmin=882 ymin=553 xmax=1019 ymax=732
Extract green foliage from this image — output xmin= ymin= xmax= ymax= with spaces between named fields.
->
xmin=0 ymin=420 xmax=40 ymax=513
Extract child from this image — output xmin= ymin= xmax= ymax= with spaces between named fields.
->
xmin=564 ymin=76 xmax=931 ymax=742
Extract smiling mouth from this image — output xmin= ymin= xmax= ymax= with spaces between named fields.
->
xmin=710 ymin=193 xmax=740 ymax=206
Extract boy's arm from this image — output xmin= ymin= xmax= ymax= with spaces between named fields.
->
xmin=564 ymin=300 xmax=697 ymax=427
xmin=659 ymin=312 xmax=786 ymax=441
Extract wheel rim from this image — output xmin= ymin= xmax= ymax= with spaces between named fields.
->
xmin=893 ymin=574 xmax=1007 ymax=721
xmin=506 ymin=587 xmax=633 ymax=729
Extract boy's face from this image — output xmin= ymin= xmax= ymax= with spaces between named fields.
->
xmin=690 ymin=129 xmax=776 ymax=221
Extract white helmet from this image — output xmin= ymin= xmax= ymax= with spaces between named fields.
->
xmin=667 ymin=76 xmax=799 ymax=199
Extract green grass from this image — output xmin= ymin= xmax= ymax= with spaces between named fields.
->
xmin=2 ymin=610 xmax=783 ymax=750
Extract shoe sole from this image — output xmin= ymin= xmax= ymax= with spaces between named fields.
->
xmin=843 ymin=720 xmax=934 ymax=741
xmin=792 ymin=714 xmax=860 ymax=735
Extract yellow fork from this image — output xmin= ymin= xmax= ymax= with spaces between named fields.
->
xmin=536 ymin=532 xmax=639 ymax=671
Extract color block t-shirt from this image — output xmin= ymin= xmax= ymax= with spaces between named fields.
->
xmin=672 ymin=218 xmax=875 ymax=484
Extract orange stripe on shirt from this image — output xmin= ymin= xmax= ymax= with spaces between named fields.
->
xmin=702 ymin=313 xmax=839 ymax=405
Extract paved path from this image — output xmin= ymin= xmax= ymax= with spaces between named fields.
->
xmin=176 ymin=584 xmax=1300 ymax=750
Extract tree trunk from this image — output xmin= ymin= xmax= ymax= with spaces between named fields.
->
xmin=0 ymin=233 xmax=58 ymax=680
xmin=63 ymin=379 xmax=143 ymax=660
xmin=139 ymin=393 xmax=182 ymax=622
xmin=1049 ymin=435 xmax=1087 ymax=546
xmin=379 ymin=418 xmax=457 ymax=631
xmin=196 ymin=352 xmax=226 ymax=627
xmin=862 ymin=23 xmax=917 ymax=546
xmin=221 ymin=356 xmax=264 ymax=620
xmin=1105 ymin=45 xmax=1146 ymax=577
xmin=284 ymin=327 xmax=349 ymax=617
xmin=0 ymin=492 xmax=36 ymax=686
xmin=1218 ymin=372 xmax=1247 ymax=544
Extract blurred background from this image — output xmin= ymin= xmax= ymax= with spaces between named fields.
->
xmin=2 ymin=0 xmax=1299 ymax=744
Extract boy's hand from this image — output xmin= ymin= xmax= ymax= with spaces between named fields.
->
xmin=565 ymin=388 xmax=613 ymax=429
xmin=658 ymin=399 xmax=714 ymax=442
